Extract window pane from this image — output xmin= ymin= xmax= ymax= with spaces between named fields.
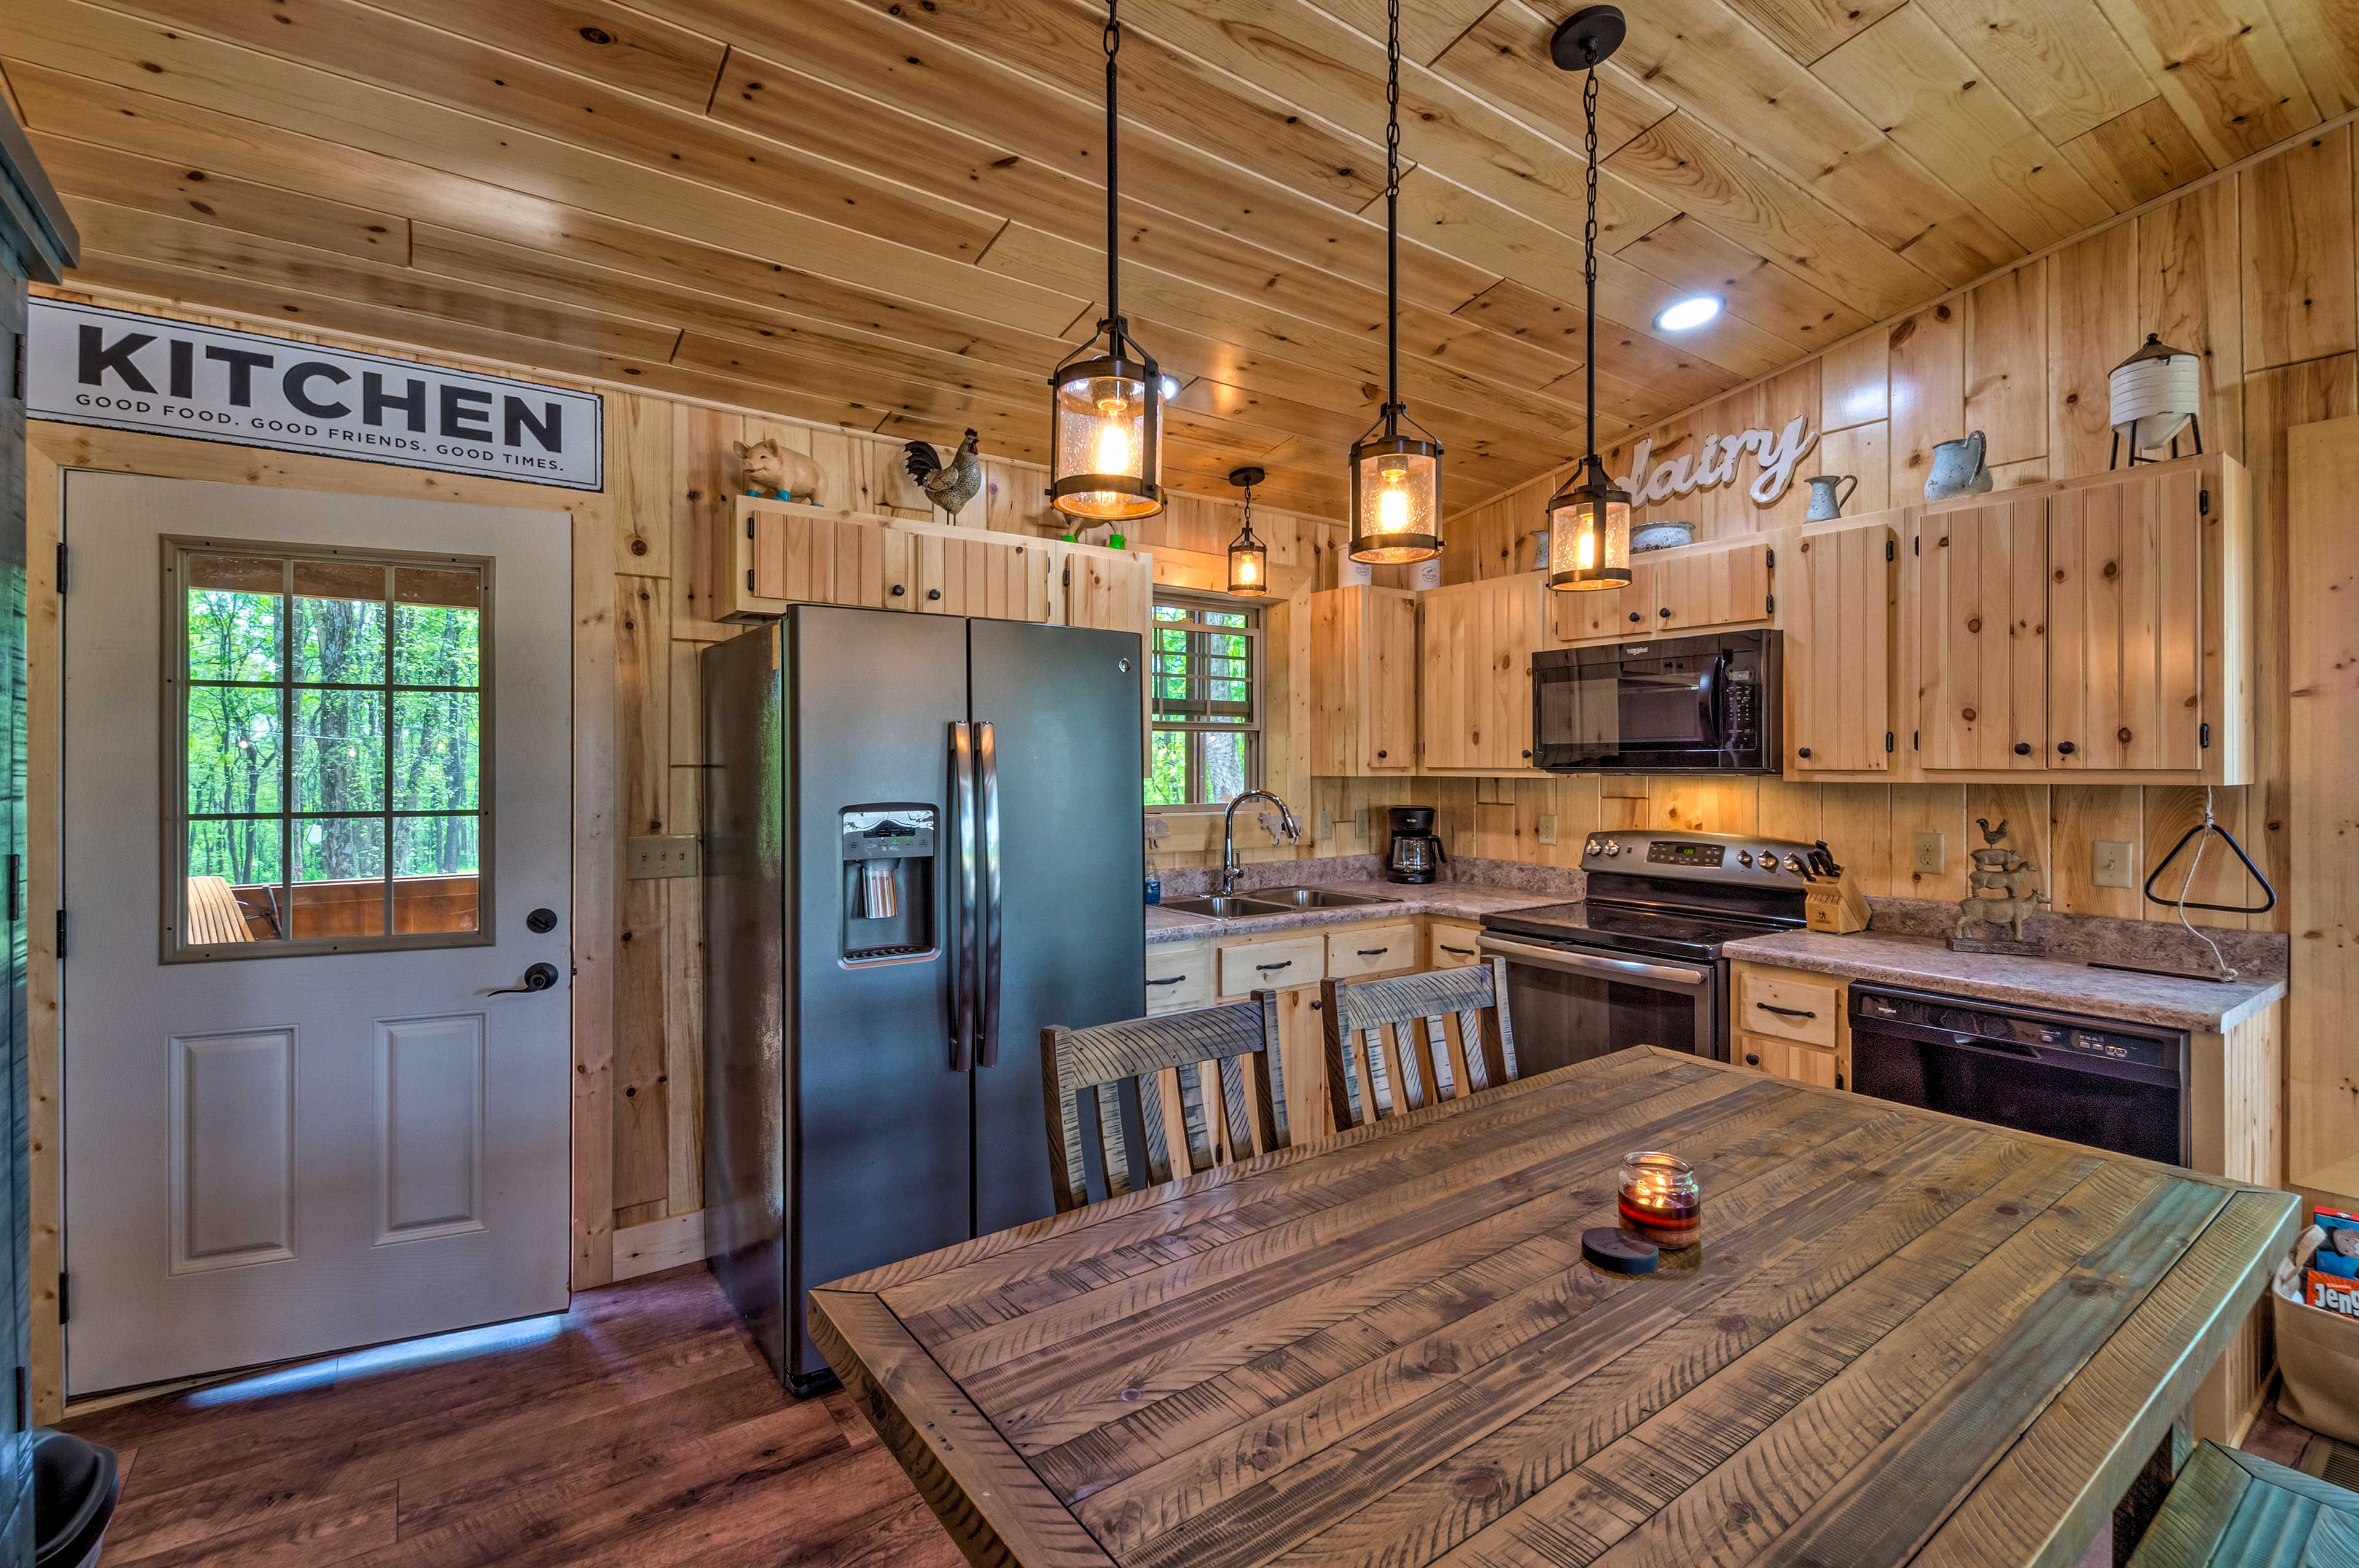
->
xmin=291 ymin=817 xmax=387 ymax=939
xmin=186 ymin=687 xmax=284 ymax=814
xmin=293 ymin=561 xmax=386 ymax=684
xmin=186 ymin=820 xmax=284 ymax=944
xmin=186 ymin=555 xmax=281 ymax=682
xmin=1200 ymin=731 xmax=1250 ymax=805
xmin=393 ymin=692 xmax=480 ymax=811
xmin=294 ymin=688 xmax=385 ymax=812
xmin=394 ymin=568 xmax=481 ymax=688
xmin=1147 ymin=730 xmax=1188 ymax=807
xmin=394 ymin=817 xmax=480 ymax=935
xmin=187 ymin=818 xmax=283 ymax=893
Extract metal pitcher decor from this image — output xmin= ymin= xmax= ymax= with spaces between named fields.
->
xmin=1950 ymin=817 xmax=2048 ymax=953
xmin=2109 ymin=333 xmax=2204 ymax=468
xmin=1802 ymin=474 xmax=1858 ymax=521
xmin=1924 ymin=431 xmax=1990 ymax=501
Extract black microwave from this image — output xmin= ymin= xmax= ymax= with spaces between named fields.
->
xmin=1531 ymin=630 xmax=1781 ymax=774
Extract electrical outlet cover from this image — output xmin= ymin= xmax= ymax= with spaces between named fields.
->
xmin=1352 ymin=809 xmax=1370 ymax=841
xmin=1317 ymin=810 xmax=1335 ymax=841
xmin=1912 ymin=832 xmax=1945 ymax=878
xmin=1537 ymin=814 xmax=1557 ymax=846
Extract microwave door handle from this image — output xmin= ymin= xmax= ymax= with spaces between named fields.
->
xmin=1702 ymin=650 xmax=1732 ymax=748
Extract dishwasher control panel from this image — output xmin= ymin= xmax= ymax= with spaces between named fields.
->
xmin=1851 ymin=990 xmax=2173 ymax=1070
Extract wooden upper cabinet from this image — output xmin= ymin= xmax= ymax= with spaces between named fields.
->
xmin=1783 ymin=520 xmax=1896 ymax=774
xmin=1309 ymin=586 xmax=1416 ymax=775
xmin=2048 ymin=464 xmax=2204 ymax=773
xmin=1063 ymin=548 xmax=1156 ymax=771
xmin=1421 ymin=574 xmax=1549 ymax=773
xmin=1551 ymin=538 xmax=1769 ymax=642
xmin=1916 ymin=493 xmax=2051 ymax=772
xmin=1553 ymin=561 xmax=1655 ymax=642
xmin=910 ymin=531 xmax=1051 ymax=621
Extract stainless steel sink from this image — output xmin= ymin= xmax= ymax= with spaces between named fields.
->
xmin=1160 ymin=895 xmax=1289 ymax=918
xmin=1245 ymin=886 xmax=1402 ymax=909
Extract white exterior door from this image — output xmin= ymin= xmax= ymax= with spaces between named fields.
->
xmin=61 ymin=472 xmax=573 ymax=1395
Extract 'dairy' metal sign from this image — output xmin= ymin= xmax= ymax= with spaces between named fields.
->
xmin=28 ymin=300 xmax=604 ymax=492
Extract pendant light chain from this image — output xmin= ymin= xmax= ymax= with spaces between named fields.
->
xmin=1384 ymin=0 xmax=1402 ymax=429
xmin=1103 ymin=0 xmax=1122 ymax=334
xmin=1581 ymin=53 xmax=1599 ymax=475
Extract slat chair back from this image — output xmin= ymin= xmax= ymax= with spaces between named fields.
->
xmin=1040 ymin=993 xmax=1288 ymax=1212
xmin=185 ymin=875 xmax=254 ymax=945
xmin=1321 ymin=958 xmax=1518 ymax=1129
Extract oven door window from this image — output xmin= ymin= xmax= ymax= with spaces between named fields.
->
xmin=1487 ymin=942 xmax=1714 ymax=1070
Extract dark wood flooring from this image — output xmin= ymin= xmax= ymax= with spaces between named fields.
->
xmin=64 ymin=1266 xmax=961 ymax=1568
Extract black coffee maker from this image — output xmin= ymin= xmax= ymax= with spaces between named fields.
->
xmin=1387 ymin=806 xmax=1447 ymax=884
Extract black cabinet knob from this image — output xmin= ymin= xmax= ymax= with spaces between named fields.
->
xmin=1796 ymin=746 xmax=1812 ymax=759
xmin=1377 ymin=749 xmax=1388 ymax=759
xmin=1629 ymin=611 xmax=1643 ymax=623
xmin=1743 ymin=1052 xmax=1761 ymax=1067
xmin=2013 ymin=741 xmax=2032 ymax=755
xmin=1658 ymin=606 xmax=1673 ymax=618
xmin=1522 ymin=749 xmax=1532 ymax=759
xmin=927 ymin=588 xmax=942 ymax=601
xmin=891 ymin=583 xmax=906 ymax=596
xmin=2057 ymin=740 xmax=2077 ymax=755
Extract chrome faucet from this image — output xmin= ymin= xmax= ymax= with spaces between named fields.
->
xmin=1219 ymin=790 xmax=1302 ymax=895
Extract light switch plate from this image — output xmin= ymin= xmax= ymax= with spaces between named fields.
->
xmin=628 ymin=834 xmax=700 ymax=880
xmin=2093 ymin=841 xmax=2134 ymax=889
xmin=1317 ymin=810 xmax=1335 ymax=842
xmin=1536 ymin=814 xmax=1557 ymax=846
xmin=1912 ymin=832 xmax=1945 ymax=878
xmin=1352 ymin=809 xmax=1371 ymax=842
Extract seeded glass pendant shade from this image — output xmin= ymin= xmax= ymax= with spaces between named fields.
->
xmin=1226 ymin=466 xmax=1269 ymax=592
xmin=1545 ymin=5 xmax=1631 ymax=595
xmin=1347 ymin=0 xmax=1442 ymax=564
xmin=1049 ymin=0 xmax=1165 ymax=523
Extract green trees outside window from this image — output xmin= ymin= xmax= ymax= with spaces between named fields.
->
xmin=1146 ymin=599 xmax=1259 ymax=809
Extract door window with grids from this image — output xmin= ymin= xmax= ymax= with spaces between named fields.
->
xmin=172 ymin=544 xmax=490 ymax=956
xmin=1146 ymin=597 xmax=1260 ymax=808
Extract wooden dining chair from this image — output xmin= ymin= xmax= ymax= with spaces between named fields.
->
xmin=1321 ymin=958 xmax=1519 ymax=1130
xmin=1040 ymin=993 xmax=1289 ymax=1212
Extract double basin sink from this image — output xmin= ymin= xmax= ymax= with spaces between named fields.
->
xmin=1162 ymin=886 xmax=1402 ymax=919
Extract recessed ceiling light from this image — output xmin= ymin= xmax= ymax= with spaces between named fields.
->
xmin=1654 ymin=295 xmax=1723 ymax=332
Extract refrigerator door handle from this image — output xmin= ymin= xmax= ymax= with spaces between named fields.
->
xmin=949 ymin=720 xmax=977 ymax=1072
xmin=977 ymin=720 xmax=1003 ymax=1068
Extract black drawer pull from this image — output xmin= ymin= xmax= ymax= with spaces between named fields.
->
xmin=1755 ymin=1002 xmax=1817 ymax=1020
xmin=1441 ymin=944 xmax=1476 ymax=956
xmin=927 ymin=587 xmax=942 ymax=600
xmin=1744 ymin=1052 xmax=1761 ymax=1067
xmin=1147 ymin=976 xmax=1184 ymax=987
xmin=890 ymin=583 xmax=906 ymax=596
xmin=2013 ymin=741 xmax=2032 ymax=755
xmin=1356 ymin=946 xmax=1391 ymax=958
xmin=1256 ymin=960 xmax=1293 ymax=972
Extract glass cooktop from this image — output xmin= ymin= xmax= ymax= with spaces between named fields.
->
xmin=1480 ymin=899 xmax=1799 ymax=962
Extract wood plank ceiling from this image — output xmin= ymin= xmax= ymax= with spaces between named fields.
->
xmin=4 ymin=0 xmax=2349 ymax=517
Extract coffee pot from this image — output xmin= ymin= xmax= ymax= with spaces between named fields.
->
xmin=1387 ymin=806 xmax=1447 ymax=885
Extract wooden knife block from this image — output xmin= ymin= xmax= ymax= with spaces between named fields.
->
xmin=1804 ymin=871 xmax=1870 ymax=934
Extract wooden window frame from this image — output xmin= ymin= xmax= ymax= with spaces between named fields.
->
xmin=1149 ymin=592 xmax=1263 ymax=810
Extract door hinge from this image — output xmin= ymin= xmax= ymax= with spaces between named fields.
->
xmin=11 ymin=1367 xmax=25 ymax=1433
xmin=2199 ymin=488 xmax=2212 ymax=517
xmin=1062 ymin=563 xmax=1071 ymax=588
xmin=1885 ymin=731 xmax=1895 ymax=753
xmin=1886 ymin=539 xmax=1896 ymax=561
xmin=53 ymin=543 xmax=66 ymax=596
xmin=6 ymin=854 xmax=18 ymax=924
xmin=1912 ymin=730 xmax=1920 ymax=751
xmin=55 ymin=1274 xmax=68 ymax=1327
xmin=2200 ymin=721 xmax=2212 ymax=749
xmin=745 ymin=568 xmax=754 ymax=591
xmin=54 ymin=909 xmax=66 ymax=960
xmin=1764 ymin=547 xmax=1776 ymax=569
xmin=9 ymin=330 xmax=22 ymax=402
xmin=1912 ymin=536 xmax=1920 ymax=556
xmin=1764 ymin=593 xmax=1775 ymax=615
xmin=745 ymin=515 xmax=756 ymax=540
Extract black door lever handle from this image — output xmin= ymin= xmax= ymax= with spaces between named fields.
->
xmin=489 ymin=962 xmax=561 ymax=996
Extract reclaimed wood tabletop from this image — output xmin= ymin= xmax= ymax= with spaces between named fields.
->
xmin=810 ymin=1047 xmax=2298 ymax=1568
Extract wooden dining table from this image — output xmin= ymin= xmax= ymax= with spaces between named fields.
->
xmin=810 ymin=1047 xmax=2298 ymax=1568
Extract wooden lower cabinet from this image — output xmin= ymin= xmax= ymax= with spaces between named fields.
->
xmin=1427 ymin=919 xmax=1483 ymax=969
xmin=1144 ymin=941 xmax=1212 ymax=1015
xmin=1728 ymin=961 xmax=1850 ymax=1089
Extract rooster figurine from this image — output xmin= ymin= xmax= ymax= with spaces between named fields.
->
xmin=903 ymin=428 xmax=982 ymax=520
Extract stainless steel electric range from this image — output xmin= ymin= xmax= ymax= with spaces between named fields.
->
xmin=1479 ymin=829 xmax=1838 ymax=1069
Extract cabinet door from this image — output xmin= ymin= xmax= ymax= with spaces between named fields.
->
xmin=1553 ymin=558 xmax=1657 ymax=642
xmin=1275 ymin=987 xmax=1334 ymax=1141
xmin=1654 ymin=540 xmax=1770 ymax=631
xmin=1065 ymin=549 xmax=1156 ymax=770
xmin=1424 ymin=577 xmax=1545 ymax=770
xmin=1917 ymin=494 xmax=2049 ymax=771
xmin=913 ymin=532 xmax=1052 ymax=622
xmin=1312 ymin=587 xmax=1417 ymax=774
xmin=1784 ymin=523 xmax=1895 ymax=773
xmin=2048 ymin=467 xmax=2204 ymax=772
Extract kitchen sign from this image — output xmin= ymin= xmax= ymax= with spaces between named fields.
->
xmin=1617 ymin=415 xmax=1817 ymax=508
xmin=28 ymin=300 xmax=604 ymax=491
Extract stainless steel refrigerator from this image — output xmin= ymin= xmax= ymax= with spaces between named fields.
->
xmin=701 ymin=606 xmax=1145 ymax=1393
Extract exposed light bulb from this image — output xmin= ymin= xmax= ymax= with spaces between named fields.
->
xmin=1379 ymin=483 xmax=1410 ymax=532
xmin=1090 ymin=400 xmax=1133 ymax=478
xmin=1575 ymin=526 xmax=1597 ymax=570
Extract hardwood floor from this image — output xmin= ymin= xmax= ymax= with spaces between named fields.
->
xmin=63 ymin=1267 xmax=960 ymax=1568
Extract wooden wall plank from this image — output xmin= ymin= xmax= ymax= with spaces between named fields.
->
xmin=1967 ymin=262 xmax=2051 ymax=467
xmin=2061 ymin=96 xmax=2220 ymax=209
xmin=2239 ymin=126 xmax=2359 ymax=373
xmin=1890 ymin=301 xmax=1966 ymax=502
xmin=2139 ymin=177 xmax=2247 ymax=459
xmin=2048 ymin=224 xmax=2142 ymax=477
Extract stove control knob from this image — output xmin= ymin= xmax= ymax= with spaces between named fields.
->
xmin=1602 ymin=840 xmax=1619 ymax=857
xmin=1760 ymin=859 xmax=1778 ymax=875
xmin=1736 ymin=851 xmax=1753 ymax=867
xmin=1584 ymin=838 xmax=1603 ymax=856
xmin=1785 ymin=854 xmax=1807 ymax=874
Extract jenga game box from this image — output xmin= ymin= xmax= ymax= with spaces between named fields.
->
xmin=2308 ymin=1208 xmax=2359 ymax=1318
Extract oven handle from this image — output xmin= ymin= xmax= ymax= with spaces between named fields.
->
xmin=1479 ymin=936 xmax=1710 ymax=988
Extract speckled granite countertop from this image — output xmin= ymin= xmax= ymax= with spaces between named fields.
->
xmin=1144 ymin=880 xmax=1564 ymax=945
xmin=1722 ymin=929 xmax=2285 ymax=1032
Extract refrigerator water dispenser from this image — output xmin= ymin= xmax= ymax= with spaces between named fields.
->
xmin=839 ymin=805 xmax=936 ymax=962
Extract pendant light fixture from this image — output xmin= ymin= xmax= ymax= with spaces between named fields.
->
xmin=1545 ymin=6 xmax=1632 ymax=593
xmin=1226 ymin=466 xmax=1269 ymax=593
xmin=1049 ymin=0 xmax=1165 ymax=522
xmin=1347 ymin=0 xmax=1442 ymax=564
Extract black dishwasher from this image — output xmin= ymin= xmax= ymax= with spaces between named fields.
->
xmin=1848 ymin=985 xmax=2190 ymax=1166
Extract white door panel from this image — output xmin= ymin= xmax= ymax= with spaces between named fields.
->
xmin=63 ymin=473 xmax=573 ymax=1395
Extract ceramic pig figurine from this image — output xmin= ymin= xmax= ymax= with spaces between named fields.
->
xmin=732 ymin=438 xmax=822 ymax=504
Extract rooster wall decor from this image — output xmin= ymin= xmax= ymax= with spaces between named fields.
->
xmin=904 ymin=429 xmax=982 ymax=520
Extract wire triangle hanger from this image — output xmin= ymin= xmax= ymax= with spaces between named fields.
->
xmin=2143 ymin=794 xmax=2276 ymax=915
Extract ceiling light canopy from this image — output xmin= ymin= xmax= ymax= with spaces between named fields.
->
xmin=1347 ymin=0 xmax=1442 ymax=565
xmin=1546 ymin=6 xmax=1634 ymax=594
xmin=1049 ymin=0 xmax=1165 ymax=523
xmin=1654 ymin=295 xmax=1723 ymax=333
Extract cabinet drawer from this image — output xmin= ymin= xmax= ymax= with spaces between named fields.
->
xmin=1327 ymin=922 xmax=1417 ymax=979
xmin=1144 ymin=942 xmax=1212 ymax=1014
xmin=1427 ymin=920 xmax=1484 ymax=969
xmin=1734 ymin=1032 xmax=1843 ymax=1088
xmin=1219 ymin=935 xmax=1325 ymax=996
xmin=1737 ymin=970 xmax=1839 ymax=1047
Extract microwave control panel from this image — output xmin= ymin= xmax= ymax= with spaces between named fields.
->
xmin=1724 ymin=666 xmax=1759 ymax=746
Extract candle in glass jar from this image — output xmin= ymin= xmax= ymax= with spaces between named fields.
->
xmin=1618 ymin=1151 xmax=1701 ymax=1249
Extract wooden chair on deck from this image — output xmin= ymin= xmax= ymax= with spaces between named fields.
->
xmin=1040 ymin=993 xmax=1289 ymax=1213
xmin=1321 ymin=958 xmax=1519 ymax=1130
xmin=184 ymin=876 xmax=256 ymax=945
